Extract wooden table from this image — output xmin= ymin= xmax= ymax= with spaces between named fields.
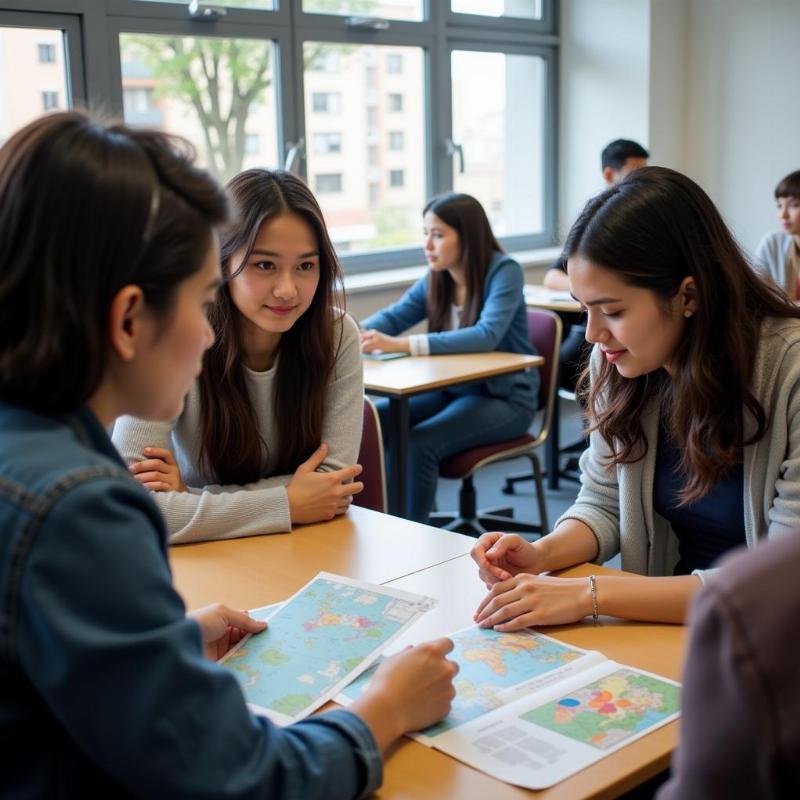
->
xmin=169 ymin=504 xmax=475 ymax=610
xmin=524 ymin=285 xmax=584 ymax=490
xmin=170 ymin=516 xmax=686 ymax=800
xmin=363 ymin=351 xmax=543 ymax=517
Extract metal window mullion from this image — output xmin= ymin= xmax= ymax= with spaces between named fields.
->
xmin=104 ymin=0 xmax=292 ymax=27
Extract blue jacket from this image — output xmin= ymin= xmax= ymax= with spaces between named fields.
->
xmin=0 ymin=403 xmax=381 ymax=798
xmin=362 ymin=252 xmax=539 ymax=409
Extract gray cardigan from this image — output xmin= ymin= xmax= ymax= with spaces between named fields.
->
xmin=753 ymin=230 xmax=796 ymax=296
xmin=555 ymin=317 xmax=800 ymax=580
xmin=112 ymin=313 xmax=364 ymax=544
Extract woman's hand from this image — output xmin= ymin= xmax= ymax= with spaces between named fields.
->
xmin=189 ymin=603 xmax=268 ymax=660
xmin=129 ymin=447 xmax=187 ymax=492
xmin=470 ymin=532 xmax=545 ymax=586
xmin=359 ymin=329 xmax=410 ymax=354
xmin=286 ymin=443 xmax=364 ymax=524
xmin=474 ymin=574 xmax=593 ymax=630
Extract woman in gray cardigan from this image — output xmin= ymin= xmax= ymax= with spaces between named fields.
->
xmin=471 ymin=167 xmax=800 ymax=627
xmin=753 ymin=169 xmax=800 ymax=299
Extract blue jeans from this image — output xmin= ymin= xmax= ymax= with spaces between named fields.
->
xmin=375 ymin=390 xmax=535 ymax=524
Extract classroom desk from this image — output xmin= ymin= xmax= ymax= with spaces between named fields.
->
xmin=378 ymin=555 xmax=686 ymax=800
xmin=525 ymin=284 xmax=584 ymax=491
xmin=171 ymin=520 xmax=686 ymax=800
xmin=169 ymin=504 xmax=475 ymax=610
xmin=363 ymin=351 xmax=543 ymax=517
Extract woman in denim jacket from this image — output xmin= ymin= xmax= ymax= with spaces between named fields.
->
xmin=0 ymin=111 xmax=456 ymax=799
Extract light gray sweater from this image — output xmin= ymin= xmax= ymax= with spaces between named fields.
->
xmin=555 ymin=317 xmax=800 ymax=580
xmin=112 ymin=313 xmax=364 ymax=544
xmin=754 ymin=231 xmax=797 ymax=297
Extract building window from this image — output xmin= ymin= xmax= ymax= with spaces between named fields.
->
xmin=366 ymin=107 xmax=379 ymax=128
xmin=308 ymin=49 xmax=340 ymax=73
xmin=38 ymin=43 xmax=56 ymax=64
xmin=389 ymin=169 xmax=404 ymax=188
xmin=388 ymin=93 xmax=403 ymax=112
xmin=367 ymin=144 xmax=380 ymax=167
xmin=313 ymin=132 xmax=342 ymax=154
xmin=315 ymin=173 xmax=343 ymax=193
xmin=41 ymin=91 xmax=59 ymax=111
xmin=388 ymin=131 xmax=404 ymax=151
xmin=386 ymin=53 xmax=403 ymax=74
xmin=245 ymin=133 xmax=260 ymax=156
xmin=312 ymin=91 xmax=342 ymax=114
xmin=368 ymin=182 xmax=380 ymax=207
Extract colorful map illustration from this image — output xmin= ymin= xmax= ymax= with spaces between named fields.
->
xmin=223 ymin=576 xmax=426 ymax=720
xmin=522 ymin=668 xmax=680 ymax=750
xmin=339 ymin=626 xmax=585 ymax=737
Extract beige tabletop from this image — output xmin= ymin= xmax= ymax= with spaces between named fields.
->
xmin=170 ymin=518 xmax=685 ymax=800
xmin=169 ymin=504 xmax=475 ymax=610
xmin=524 ymin=285 xmax=582 ymax=314
xmin=377 ymin=555 xmax=685 ymax=800
xmin=363 ymin=351 xmax=543 ymax=396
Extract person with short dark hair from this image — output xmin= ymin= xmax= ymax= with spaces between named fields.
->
xmin=0 ymin=111 xmax=457 ymax=798
xmin=753 ymin=169 xmax=800 ymax=299
xmin=657 ymin=533 xmax=800 ymax=799
xmin=600 ymin=138 xmax=650 ymax=185
xmin=472 ymin=167 xmax=800 ymax=628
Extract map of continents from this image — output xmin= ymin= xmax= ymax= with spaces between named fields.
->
xmin=225 ymin=578 xmax=418 ymax=718
xmin=522 ymin=668 xmax=680 ymax=749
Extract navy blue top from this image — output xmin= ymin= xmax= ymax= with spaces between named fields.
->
xmin=653 ymin=425 xmax=746 ymax=575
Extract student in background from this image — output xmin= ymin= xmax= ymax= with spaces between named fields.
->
xmin=0 ymin=111 xmax=457 ymax=799
xmin=114 ymin=169 xmax=365 ymax=543
xmin=544 ymin=138 xmax=649 ymax=293
xmin=753 ymin=169 xmax=800 ymax=299
xmin=360 ymin=192 xmax=539 ymax=524
xmin=657 ymin=534 xmax=800 ymax=799
xmin=471 ymin=167 xmax=800 ymax=629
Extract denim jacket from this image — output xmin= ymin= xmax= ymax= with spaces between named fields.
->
xmin=362 ymin=251 xmax=540 ymax=410
xmin=0 ymin=402 xmax=381 ymax=798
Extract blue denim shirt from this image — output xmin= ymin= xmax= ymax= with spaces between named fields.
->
xmin=362 ymin=251 xmax=539 ymax=410
xmin=0 ymin=402 xmax=382 ymax=798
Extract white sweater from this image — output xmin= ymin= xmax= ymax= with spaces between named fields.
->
xmin=555 ymin=317 xmax=800 ymax=581
xmin=112 ymin=313 xmax=364 ymax=544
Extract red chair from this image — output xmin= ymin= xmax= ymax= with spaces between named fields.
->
xmin=353 ymin=395 xmax=387 ymax=513
xmin=429 ymin=309 xmax=562 ymax=537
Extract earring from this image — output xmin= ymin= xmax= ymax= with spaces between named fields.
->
xmin=684 ymin=310 xmax=693 ymax=318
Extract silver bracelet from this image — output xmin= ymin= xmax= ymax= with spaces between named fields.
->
xmin=589 ymin=575 xmax=599 ymax=626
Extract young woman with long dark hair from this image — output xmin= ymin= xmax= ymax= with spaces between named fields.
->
xmin=360 ymin=192 xmax=539 ymax=523
xmin=113 ymin=169 xmax=365 ymax=542
xmin=0 ymin=111 xmax=456 ymax=797
xmin=471 ymin=166 xmax=800 ymax=627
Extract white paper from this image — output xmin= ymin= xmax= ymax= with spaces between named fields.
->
xmin=219 ymin=571 xmax=436 ymax=724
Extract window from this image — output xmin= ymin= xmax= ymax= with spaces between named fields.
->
xmin=315 ymin=173 xmax=343 ymax=193
xmin=6 ymin=1 xmax=557 ymax=272
xmin=386 ymin=53 xmax=403 ymax=74
xmin=41 ymin=91 xmax=59 ymax=111
xmin=38 ymin=43 xmax=55 ymax=63
xmin=311 ymin=91 xmax=342 ymax=114
xmin=388 ymin=131 xmax=404 ymax=151
xmin=313 ymin=132 xmax=342 ymax=154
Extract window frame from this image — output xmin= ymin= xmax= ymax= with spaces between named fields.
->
xmin=5 ymin=0 xmax=559 ymax=274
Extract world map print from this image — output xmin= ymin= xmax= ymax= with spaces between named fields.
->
xmin=222 ymin=576 xmax=426 ymax=721
xmin=339 ymin=626 xmax=585 ymax=738
xmin=521 ymin=668 xmax=681 ymax=750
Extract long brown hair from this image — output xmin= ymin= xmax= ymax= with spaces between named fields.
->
xmin=198 ymin=169 xmax=344 ymax=484
xmin=0 ymin=111 xmax=227 ymax=415
xmin=565 ymin=166 xmax=800 ymax=504
xmin=423 ymin=193 xmax=502 ymax=332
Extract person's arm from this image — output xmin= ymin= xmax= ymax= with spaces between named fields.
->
xmin=656 ymin=584 xmax=768 ymax=800
xmin=543 ymin=266 xmax=570 ymax=291
xmin=17 ymin=478 xmax=384 ymax=800
xmin=423 ymin=257 xmax=524 ymax=353
xmin=360 ymin=276 xmax=429 ymax=335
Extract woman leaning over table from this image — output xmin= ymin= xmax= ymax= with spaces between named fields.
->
xmin=472 ymin=166 xmax=800 ymax=628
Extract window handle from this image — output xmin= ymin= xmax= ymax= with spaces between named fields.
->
xmin=188 ymin=1 xmax=227 ymax=20
xmin=445 ymin=139 xmax=465 ymax=174
xmin=346 ymin=16 xmax=391 ymax=31
xmin=284 ymin=138 xmax=305 ymax=174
